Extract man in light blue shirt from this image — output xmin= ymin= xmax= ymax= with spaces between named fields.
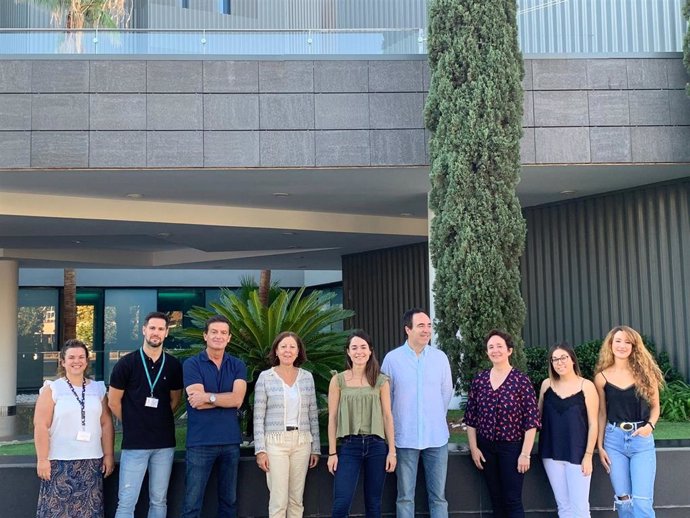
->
xmin=381 ymin=308 xmax=453 ymax=518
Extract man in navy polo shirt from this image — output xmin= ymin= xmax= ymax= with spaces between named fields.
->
xmin=181 ymin=314 xmax=247 ymax=518
xmin=108 ymin=311 xmax=184 ymax=518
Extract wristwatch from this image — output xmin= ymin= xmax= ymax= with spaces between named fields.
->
xmin=209 ymin=393 xmax=217 ymax=405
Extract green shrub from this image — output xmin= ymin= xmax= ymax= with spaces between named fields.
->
xmin=660 ymin=381 xmax=690 ymax=422
xmin=523 ymin=336 xmax=687 ymax=420
xmin=573 ymin=339 xmax=601 ymax=381
xmin=523 ymin=345 xmax=548 ymax=395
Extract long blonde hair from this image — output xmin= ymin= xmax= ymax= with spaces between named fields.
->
xmin=595 ymin=325 xmax=664 ymax=403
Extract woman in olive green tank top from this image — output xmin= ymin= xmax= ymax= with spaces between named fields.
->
xmin=327 ymin=330 xmax=396 ymax=518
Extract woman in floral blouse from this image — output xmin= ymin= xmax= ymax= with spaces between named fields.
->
xmin=464 ymin=330 xmax=540 ymax=518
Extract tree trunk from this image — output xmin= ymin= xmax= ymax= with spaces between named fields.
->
xmin=258 ymin=269 xmax=271 ymax=307
xmin=62 ymin=269 xmax=77 ymax=342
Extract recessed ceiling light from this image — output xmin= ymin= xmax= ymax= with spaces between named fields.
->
xmin=273 ymin=192 xmax=289 ymax=197
xmin=126 ymin=193 xmax=143 ymax=199
xmin=399 ymin=212 xmax=413 ymax=217
xmin=157 ymin=232 xmax=171 ymax=238
xmin=73 ymin=240 xmax=81 ymax=244
xmin=560 ymin=190 xmax=577 ymax=195
xmin=282 ymin=231 xmax=296 ymax=235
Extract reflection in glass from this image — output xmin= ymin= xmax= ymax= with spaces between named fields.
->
xmin=103 ymin=289 xmax=157 ymax=383
xmin=157 ymin=289 xmax=205 ymax=350
xmin=17 ymin=289 xmax=59 ymax=391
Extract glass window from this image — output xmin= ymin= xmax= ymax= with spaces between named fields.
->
xmin=104 ymin=289 xmax=157 ymax=383
xmin=17 ymin=288 xmax=59 ymax=391
xmin=76 ymin=289 xmax=105 ymax=381
xmin=205 ymin=288 xmax=222 ymax=307
xmin=305 ymin=284 xmax=345 ymax=332
xmin=157 ymin=289 xmax=205 ymax=350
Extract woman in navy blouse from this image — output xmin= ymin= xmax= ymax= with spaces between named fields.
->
xmin=465 ymin=330 xmax=540 ymax=518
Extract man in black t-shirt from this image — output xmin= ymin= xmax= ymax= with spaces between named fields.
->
xmin=108 ymin=311 xmax=183 ymax=518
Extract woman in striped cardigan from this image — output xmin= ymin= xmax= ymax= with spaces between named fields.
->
xmin=254 ymin=331 xmax=321 ymax=518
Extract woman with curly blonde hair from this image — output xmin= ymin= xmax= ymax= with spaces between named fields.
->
xmin=594 ymin=326 xmax=664 ymax=518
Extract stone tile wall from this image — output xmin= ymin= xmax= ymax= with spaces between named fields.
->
xmin=0 ymin=57 xmax=687 ymax=169
xmin=522 ymin=57 xmax=690 ymax=164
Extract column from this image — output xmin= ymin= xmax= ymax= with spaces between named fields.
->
xmin=0 ymin=260 xmax=18 ymax=439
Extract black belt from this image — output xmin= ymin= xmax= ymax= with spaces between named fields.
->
xmin=286 ymin=426 xmax=299 ymax=431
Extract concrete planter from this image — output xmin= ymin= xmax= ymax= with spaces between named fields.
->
xmin=2 ymin=447 xmax=689 ymax=517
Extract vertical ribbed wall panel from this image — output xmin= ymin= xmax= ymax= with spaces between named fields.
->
xmin=137 ymin=0 xmax=427 ymax=30
xmin=518 ymin=0 xmax=686 ymax=53
xmin=1 ymin=2 xmax=50 ymax=29
xmin=342 ymin=243 xmax=429 ymax=360
xmin=522 ymin=180 xmax=690 ymax=378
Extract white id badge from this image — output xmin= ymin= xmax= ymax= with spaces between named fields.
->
xmin=76 ymin=430 xmax=92 ymax=442
xmin=145 ymin=397 xmax=159 ymax=408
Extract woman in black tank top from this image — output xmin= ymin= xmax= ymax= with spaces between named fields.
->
xmin=538 ymin=343 xmax=599 ymax=518
xmin=594 ymin=326 xmax=664 ymax=518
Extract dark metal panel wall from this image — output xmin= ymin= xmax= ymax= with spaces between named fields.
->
xmin=342 ymin=243 xmax=429 ymax=360
xmin=522 ymin=179 xmax=690 ymax=377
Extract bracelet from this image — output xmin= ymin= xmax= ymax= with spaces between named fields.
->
xmin=388 ymin=452 xmax=397 ymax=456
xmin=647 ymin=421 xmax=656 ymax=430
xmin=519 ymin=453 xmax=531 ymax=459
xmin=328 ymin=452 xmax=337 ymax=456
xmin=584 ymin=451 xmax=594 ymax=455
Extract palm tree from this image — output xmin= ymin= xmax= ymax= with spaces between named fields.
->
xmin=62 ymin=268 xmax=76 ymax=342
xmin=177 ymin=287 xmax=353 ymax=394
xmin=258 ymin=269 xmax=271 ymax=307
xmin=174 ymin=286 xmax=355 ymax=439
xmin=31 ymin=0 xmax=131 ymax=29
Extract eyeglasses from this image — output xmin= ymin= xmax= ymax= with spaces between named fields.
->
xmin=551 ymin=355 xmax=570 ymax=364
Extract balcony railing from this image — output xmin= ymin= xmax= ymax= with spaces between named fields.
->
xmin=0 ymin=28 xmax=427 ymax=55
xmin=0 ymin=0 xmax=686 ymax=56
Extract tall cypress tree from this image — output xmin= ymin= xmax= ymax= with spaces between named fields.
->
xmin=425 ymin=0 xmax=526 ymax=388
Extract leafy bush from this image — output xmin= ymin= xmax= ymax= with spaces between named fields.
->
xmin=523 ymin=345 xmax=548 ymax=395
xmin=661 ymin=381 xmax=690 ymax=422
xmin=523 ymin=335 xmax=687 ymax=420
xmin=574 ymin=339 xmax=601 ymax=381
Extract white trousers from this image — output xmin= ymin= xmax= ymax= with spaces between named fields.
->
xmin=543 ymin=458 xmax=592 ymax=518
xmin=265 ymin=431 xmax=312 ymax=518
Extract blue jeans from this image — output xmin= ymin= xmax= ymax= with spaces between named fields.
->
xmin=477 ymin=437 xmax=525 ymax=518
xmin=332 ymin=435 xmax=387 ymax=518
xmin=181 ymin=444 xmax=240 ymax=518
xmin=604 ymin=423 xmax=656 ymax=518
xmin=115 ymin=448 xmax=175 ymax=518
xmin=395 ymin=445 xmax=448 ymax=518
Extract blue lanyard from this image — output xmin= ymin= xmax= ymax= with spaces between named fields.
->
xmin=140 ymin=348 xmax=165 ymax=397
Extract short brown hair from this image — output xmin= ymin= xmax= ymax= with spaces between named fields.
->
xmin=484 ymin=329 xmax=515 ymax=350
xmin=268 ymin=332 xmax=307 ymax=367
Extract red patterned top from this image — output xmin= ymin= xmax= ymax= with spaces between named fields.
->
xmin=464 ymin=368 xmax=540 ymax=442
